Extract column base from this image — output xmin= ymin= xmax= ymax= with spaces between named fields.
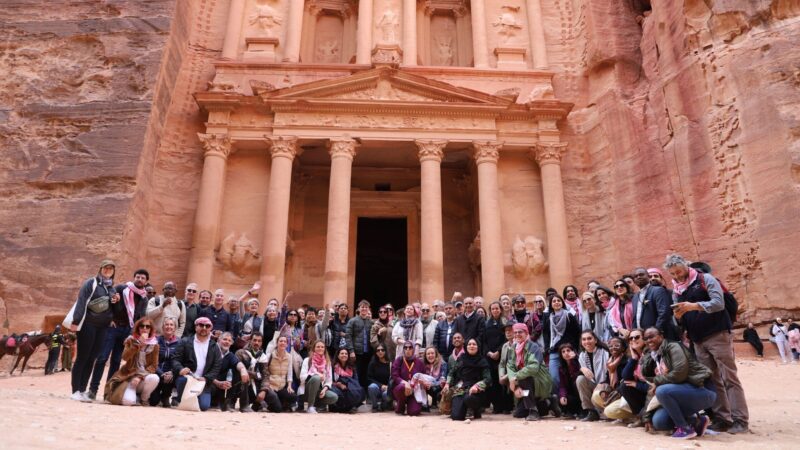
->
xmin=372 ymin=44 xmax=403 ymax=67
xmin=244 ymin=37 xmax=280 ymax=62
xmin=493 ymin=47 xmax=527 ymax=70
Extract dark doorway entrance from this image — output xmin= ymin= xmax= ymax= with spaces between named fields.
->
xmin=354 ymin=217 xmax=408 ymax=314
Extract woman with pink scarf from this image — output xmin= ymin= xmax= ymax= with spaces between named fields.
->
xmin=608 ymin=279 xmax=635 ymax=339
xmin=104 ymin=318 xmax=160 ymax=406
xmin=298 ymin=340 xmax=338 ymax=413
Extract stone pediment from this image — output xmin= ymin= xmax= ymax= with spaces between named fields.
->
xmin=260 ymin=67 xmax=514 ymax=106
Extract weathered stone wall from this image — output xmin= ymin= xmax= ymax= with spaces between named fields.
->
xmin=0 ymin=1 xmax=178 ymax=331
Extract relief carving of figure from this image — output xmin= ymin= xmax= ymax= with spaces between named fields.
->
xmin=468 ymin=232 xmax=482 ymax=275
xmin=317 ymin=39 xmax=340 ymax=63
xmin=492 ymin=6 xmax=523 ymax=44
xmin=218 ymin=232 xmax=262 ymax=278
xmin=434 ymin=35 xmax=454 ymax=66
xmin=249 ymin=2 xmax=282 ymax=37
xmin=511 ymin=235 xmax=548 ymax=279
xmin=378 ymin=9 xmax=400 ymax=44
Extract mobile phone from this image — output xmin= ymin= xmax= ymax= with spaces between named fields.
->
xmin=670 ymin=303 xmax=680 ymax=309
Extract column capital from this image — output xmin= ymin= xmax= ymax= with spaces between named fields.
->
xmin=327 ymin=137 xmax=358 ymax=160
xmin=415 ymin=139 xmax=447 ymax=162
xmin=532 ymin=142 xmax=568 ymax=166
xmin=198 ymin=133 xmax=231 ymax=160
xmin=267 ymin=136 xmax=299 ymax=160
xmin=473 ymin=141 xmax=503 ymax=165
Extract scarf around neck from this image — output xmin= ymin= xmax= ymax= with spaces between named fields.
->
xmin=549 ymin=309 xmax=568 ymax=348
xmin=515 ymin=339 xmax=528 ymax=369
xmin=334 ymin=363 xmax=353 ymax=378
xmin=400 ymin=317 xmax=418 ymax=341
xmin=459 ymin=350 xmax=488 ymax=384
xmin=672 ymin=267 xmax=699 ymax=296
xmin=124 ymin=282 xmax=146 ymax=327
xmin=310 ymin=352 xmax=328 ymax=377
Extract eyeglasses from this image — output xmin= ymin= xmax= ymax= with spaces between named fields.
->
xmin=140 ymin=324 xmax=152 ymax=329
xmin=614 ymin=284 xmax=626 ymax=289
xmin=186 ymin=289 xmax=197 ymax=293
xmin=376 ymin=349 xmax=385 ymax=352
xmin=196 ymin=324 xmax=212 ymax=329
xmin=629 ymin=335 xmax=642 ymax=341
xmin=379 ymin=310 xmax=387 ymax=313
xmin=288 ymin=313 xmax=298 ymax=316
xmin=421 ymin=308 xmax=430 ymax=312
xmin=534 ymin=300 xmax=544 ymax=304
xmin=200 ymin=296 xmax=211 ymax=300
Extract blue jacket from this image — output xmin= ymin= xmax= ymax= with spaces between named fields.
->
xmin=433 ymin=318 xmax=457 ymax=357
xmin=156 ymin=335 xmax=181 ymax=375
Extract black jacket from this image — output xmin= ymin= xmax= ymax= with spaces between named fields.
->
xmin=542 ymin=312 xmax=580 ymax=354
xmin=72 ymin=276 xmax=114 ymax=328
xmin=172 ymin=337 xmax=223 ymax=392
xmin=110 ymin=284 xmax=147 ymax=328
xmin=453 ymin=312 xmax=485 ymax=344
xmin=632 ymin=285 xmax=676 ymax=340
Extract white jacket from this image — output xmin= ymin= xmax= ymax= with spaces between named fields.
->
xmin=297 ymin=356 xmax=332 ymax=395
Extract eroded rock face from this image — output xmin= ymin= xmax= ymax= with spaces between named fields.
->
xmin=0 ymin=1 xmax=177 ymax=331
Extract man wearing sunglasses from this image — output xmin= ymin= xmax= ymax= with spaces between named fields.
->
xmin=172 ymin=317 xmax=223 ymax=411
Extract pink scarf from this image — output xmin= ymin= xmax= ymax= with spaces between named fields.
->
xmin=515 ymin=340 xmax=527 ymax=369
xmin=452 ymin=347 xmax=464 ymax=360
xmin=608 ymin=297 xmax=633 ymax=330
xmin=672 ymin=268 xmax=698 ymax=296
xmin=310 ymin=352 xmax=328 ymax=377
xmin=124 ymin=282 xmax=147 ymax=327
xmin=334 ymin=364 xmax=353 ymax=378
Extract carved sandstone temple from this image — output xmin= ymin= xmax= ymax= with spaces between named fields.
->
xmin=188 ymin=0 xmax=573 ymax=311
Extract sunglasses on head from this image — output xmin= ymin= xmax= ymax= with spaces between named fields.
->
xmin=186 ymin=289 xmax=197 ymax=293
xmin=196 ymin=323 xmax=212 ymax=329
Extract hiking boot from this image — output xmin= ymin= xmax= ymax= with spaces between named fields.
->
xmin=581 ymin=410 xmax=600 ymax=422
xmin=671 ymin=426 xmax=697 ymax=439
xmin=728 ymin=421 xmax=749 ymax=434
xmin=709 ymin=419 xmax=732 ymax=432
xmin=550 ymin=395 xmax=562 ymax=418
xmin=512 ymin=402 xmax=528 ymax=419
xmin=694 ymin=415 xmax=710 ymax=437
xmin=525 ymin=409 xmax=540 ymax=421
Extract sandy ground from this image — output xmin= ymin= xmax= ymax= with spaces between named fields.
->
xmin=0 ymin=355 xmax=798 ymax=450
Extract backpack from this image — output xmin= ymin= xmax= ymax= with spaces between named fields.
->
xmin=697 ymin=273 xmax=738 ymax=323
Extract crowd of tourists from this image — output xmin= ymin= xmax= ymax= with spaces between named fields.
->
xmin=63 ymin=253 xmax=753 ymax=439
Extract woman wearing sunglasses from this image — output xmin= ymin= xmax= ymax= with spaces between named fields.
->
xmin=367 ymin=344 xmax=392 ymax=411
xmin=104 ymin=318 xmax=160 ymax=406
xmin=608 ymin=279 xmax=635 ymax=339
xmin=619 ymin=328 xmax=649 ymax=427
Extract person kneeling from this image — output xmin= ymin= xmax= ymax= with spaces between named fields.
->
xmin=506 ymin=323 xmax=554 ymax=421
xmin=391 ymin=341 xmax=425 ymax=416
xmin=104 ymin=318 xmax=160 ymax=406
xmin=444 ymin=338 xmax=491 ymax=421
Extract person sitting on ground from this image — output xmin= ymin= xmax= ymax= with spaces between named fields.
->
xmin=391 ymin=341 xmax=426 ymax=416
xmin=330 ymin=348 xmax=365 ymax=413
xmin=619 ymin=328 xmax=649 ymax=427
xmin=235 ymin=332 xmax=268 ymax=412
xmin=151 ymin=317 xmax=181 ymax=407
xmin=105 ymin=318 xmax=160 ymax=406
xmin=263 ymin=335 xmax=297 ymax=412
xmin=444 ymin=338 xmax=491 ymax=421
xmin=557 ymin=343 xmax=583 ymax=419
xmin=172 ymin=317 xmax=222 ymax=411
xmin=413 ymin=346 xmax=448 ymax=411
xmin=641 ymin=327 xmax=716 ymax=439
xmin=506 ymin=323 xmax=554 ymax=421
xmin=576 ymin=330 xmax=609 ymax=422
xmin=743 ymin=323 xmax=764 ymax=358
xmin=210 ymin=331 xmax=247 ymax=411
xmin=298 ymin=340 xmax=338 ymax=413
xmin=367 ymin=344 xmax=392 ymax=412
xmin=393 ymin=304 xmax=423 ymax=359
xmin=599 ymin=336 xmax=632 ymax=422
xmin=371 ymin=304 xmax=396 ymax=359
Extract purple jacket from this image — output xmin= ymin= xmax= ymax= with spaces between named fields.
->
xmin=391 ymin=356 xmax=425 ymax=386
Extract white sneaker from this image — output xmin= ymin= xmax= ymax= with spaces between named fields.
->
xmin=80 ymin=391 xmax=93 ymax=403
xmin=71 ymin=391 xmax=84 ymax=401
xmin=307 ymin=406 xmax=318 ymax=414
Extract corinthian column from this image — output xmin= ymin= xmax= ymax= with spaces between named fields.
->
xmin=283 ymin=0 xmax=305 ymax=62
xmin=525 ymin=0 xmax=548 ymax=68
xmin=416 ymin=140 xmax=446 ymax=302
xmin=259 ymin=136 xmax=298 ymax=305
xmin=402 ymin=0 xmax=417 ymax=65
xmin=356 ymin=0 xmax=374 ymax=64
xmin=473 ymin=141 xmax=505 ymax=300
xmin=532 ymin=143 xmax=572 ymax=289
xmin=323 ymin=138 xmax=358 ymax=305
xmin=221 ymin=0 xmax=246 ymax=59
xmin=187 ymin=134 xmax=231 ymax=288
xmin=470 ymin=0 xmax=489 ymax=68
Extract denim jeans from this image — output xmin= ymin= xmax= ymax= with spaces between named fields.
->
xmin=368 ymin=383 xmax=390 ymax=406
xmin=176 ymin=375 xmax=212 ymax=411
xmin=89 ymin=325 xmax=131 ymax=392
xmin=548 ymin=352 xmax=561 ymax=395
xmin=652 ymin=382 xmax=716 ymax=429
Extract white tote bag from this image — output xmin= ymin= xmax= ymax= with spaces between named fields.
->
xmin=62 ymin=279 xmax=98 ymax=331
xmin=177 ymin=377 xmax=206 ymax=412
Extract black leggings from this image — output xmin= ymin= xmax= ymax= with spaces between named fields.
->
xmin=71 ymin=323 xmax=107 ymax=394
xmin=620 ymin=384 xmax=647 ymax=415
xmin=451 ymin=392 xmax=486 ymax=421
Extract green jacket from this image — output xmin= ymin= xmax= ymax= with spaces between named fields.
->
xmin=641 ymin=340 xmax=712 ymax=387
xmin=505 ymin=340 xmax=552 ymax=400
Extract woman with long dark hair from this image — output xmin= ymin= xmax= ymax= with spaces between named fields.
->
xmin=576 ymin=330 xmax=609 ymax=422
xmin=542 ymin=294 xmax=580 ymax=393
xmin=483 ymin=301 xmax=509 ymax=414
xmin=330 ymin=348 xmax=364 ymax=412
xmin=608 ymin=279 xmax=635 ymax=339
xmin=367 ymin=344 xmax=392 ymax=411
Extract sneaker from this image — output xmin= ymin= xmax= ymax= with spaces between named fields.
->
xmin=671 ymin=426 xmax=698 ymax=439
xmin=307 ymin=406 xmax=318 ymax=414
xmin=512 ymin=403 xmax=528 ymax=419
xmin=70 ymin=391 xmax=85 ymax=401
xmin=525 ymin=409 xmax=540 ymax=421
xmin=728 ymin=421 xmax=749 ymax=434
xmin=709 ymin=419 xmax=732 ymax=432
xmin=694 ymin=415 xmax=710 ymax=437
xmin=80 ymin=391 xmax=94 ymax=403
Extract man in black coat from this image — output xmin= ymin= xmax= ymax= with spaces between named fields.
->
xmin=632 ymin=267 xmax=676 ymax=340
xmin=453 ymin=297 xmax=485 ymax=344
xmin=172 ymin=317 xmax=223 ymax=411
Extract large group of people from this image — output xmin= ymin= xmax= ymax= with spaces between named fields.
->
xmin=64 ymin=253 xmax=754 ymax=439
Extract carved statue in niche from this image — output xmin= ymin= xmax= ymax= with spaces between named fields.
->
xmin=468 ymin=231 xmax=481 ymax=275
xmin=316 ymin=39 xmax=341 ymax=63
xmin=378 ymin=8 xmax=400 ymax=44
xmin=249 ymin=1 xmax=282 ymax=37
xmin=218 ymin=232 xmax=262 ymax=278
xmin=433 ymin=35 xmax=454 ymax=66
xmin=511 ymin=235 xmax=548 ymax=279
xmin=492 ymin=6 xmax=522 ymax=44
